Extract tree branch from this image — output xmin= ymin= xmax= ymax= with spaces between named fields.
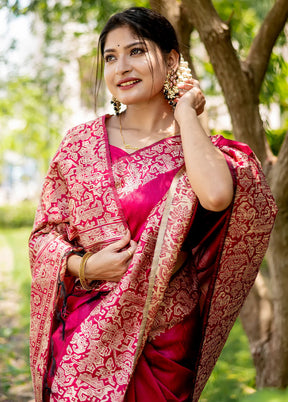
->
xmin=182 ymin=0 xmax=247 ymax=108
xmin=182 ymin=0 xmax=271 ymax=163
xmin=246 ymin=0 xmax=288 ymax=95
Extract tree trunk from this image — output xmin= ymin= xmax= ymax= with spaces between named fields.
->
xmin=242 ymin=190 xmax=288 ymax=388
xmin=150 ymin=0 xmax=288 ymax=390
xmin=264 ymin=214 xmax=288 ymax=387
xmin=239 ymin=273 xmax=273 ymax=387
xmin=264 ymin=132 xmax=288 ymax=386
xmin=150 ymin=0 xmax=196 ymax=75
xmin=182 ymin=0 xmax=274 ymax=167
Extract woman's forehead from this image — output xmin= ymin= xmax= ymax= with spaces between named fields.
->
xmin=105 ymin=26 xmax=139 ymax=45
xmin=104 ymin=25 xmax=161 ymax=52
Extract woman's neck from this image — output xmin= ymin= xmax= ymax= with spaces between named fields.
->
xmin=122 ymin=97 xmax=178 ymax=137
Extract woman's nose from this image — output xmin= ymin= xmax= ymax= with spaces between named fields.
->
xmin=115 ymin=55 xmax=132 ymax=75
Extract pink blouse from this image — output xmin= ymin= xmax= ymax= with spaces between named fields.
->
xmin=110 ymin=141 xmax=182 ymax=241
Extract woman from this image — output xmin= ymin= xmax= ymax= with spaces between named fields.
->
xmin=29 ymin=7 xmax=277 ymax=401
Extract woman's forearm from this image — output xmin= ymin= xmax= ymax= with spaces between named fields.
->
xmin=178 ymin=108 xmax=234 ymax=211
xmin=67 ymin=254 xmax=82 ymax=277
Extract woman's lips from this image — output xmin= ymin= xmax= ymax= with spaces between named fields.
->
xmin=117 ymin=79 xmax=141 ymax=89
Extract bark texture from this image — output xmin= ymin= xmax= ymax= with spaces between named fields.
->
xmin=150 ymin=0 xmax=288 ymax=389
xmin=265 ymin=132 xmax=288 ymax=386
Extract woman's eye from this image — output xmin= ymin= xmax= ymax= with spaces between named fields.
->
xmin=130 ymin=47 xmax=144 ymax=56
xmin=104 ymin=54 xmax=115 ymax=63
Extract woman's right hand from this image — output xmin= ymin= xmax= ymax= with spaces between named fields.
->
xmin=67 ymin=229 xmax=137 ymax=282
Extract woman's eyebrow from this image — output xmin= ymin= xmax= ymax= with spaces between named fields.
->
xmin=104 ymin=41 xmax=146 ymax=54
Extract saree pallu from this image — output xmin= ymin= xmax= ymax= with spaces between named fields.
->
xmin=29 ymin=115 xmax=277 ymax=401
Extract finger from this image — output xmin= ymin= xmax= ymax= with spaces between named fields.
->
xmin=197 ymin=107 xmax=205 ymax=116
xmin=179 ymin=78 xmax=195 ymax=85
xmin=191 ymin=79 xmax=200 ymax=87
xmin=126 ymin=248 xmax=133 ymax=259
xmin=130 ymin=240 xmax=138 ymax=249
xmin=178 ymin=79 xmax=200 ymax=88
xmin=110 ymin=229 xmax=131 ymax=251
xmin=129 ymin=240 xmax=138 ymax=254
xmin=125 ymin=240 xmax=138 ymax=260
xmin=194 ymin=96 xmax=205 ymax=106
xmin=177 ymin=91 xmax=186 ymax=98
xmin=190 ymin=86 xmax=202 ymax=94
xmin=196 ymin=100 xmax=206 ymax=115
xmin=177 ymin=83 xmax=193 ymax=90
xmin=178 ymin=86 xmax=202 ymax=99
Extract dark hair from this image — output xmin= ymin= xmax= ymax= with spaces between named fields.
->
xmin=94 ymin=7 xmax=180 ymax=107
xmin=99 ymin=7 xmax=180 ymax=57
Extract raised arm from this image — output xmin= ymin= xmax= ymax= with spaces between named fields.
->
xmin=174 ymin=80 xmax=234 ymax=211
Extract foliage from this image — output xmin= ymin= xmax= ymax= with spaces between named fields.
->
xmin=0 ymin=200 xmax=36 ymax=228
xmin=0 ymin=0 xmax=150 ymax=170
xmin=1 ymin=1 xmax=286 ymax=159
xmin=266 ymin=127 xmax=288 ymax=155
xmin=239 ymin=388 xmax=288 ymax=401
xmin=210 ymin=129 xmax=234 ymax=140
xmin=0 ymin=227 xmax=32 ymax=398
xmin=1 ymin=0 xmax=150 ymax=41
xmin=193 ymin=0 xmax=288 ymax=116
xmin=260 ymin=52 xmax=288 ymax=111
xmin=0 ymin=74 xmax=68 ymax=173
xmin=213 ymin=0 xmax=274 ymax=56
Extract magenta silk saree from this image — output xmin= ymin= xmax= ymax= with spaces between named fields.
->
xmin=29 ymin=115 xmax=277 ymax=401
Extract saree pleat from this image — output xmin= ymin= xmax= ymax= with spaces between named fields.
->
xmin=125 ymin=311 xmax=200 ymax=402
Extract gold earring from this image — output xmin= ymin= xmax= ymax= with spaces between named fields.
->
xmin=163 ymin=69 xmax=179 ymax=109
xmin=111 ymin=96 xmax=121 ymax=115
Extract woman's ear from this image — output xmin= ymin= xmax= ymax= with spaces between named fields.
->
xmin=167 ymin=49 xmax=180 ymax=71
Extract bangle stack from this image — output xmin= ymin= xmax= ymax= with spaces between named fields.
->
xmin=79 ymin=252 xmax=94 ymax=290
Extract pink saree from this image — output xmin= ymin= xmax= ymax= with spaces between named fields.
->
xmin=29 ymin=115 xmax=277 ymax=401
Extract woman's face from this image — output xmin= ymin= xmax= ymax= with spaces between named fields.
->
xmin=103 ymin=25 xmax=169 ymax=107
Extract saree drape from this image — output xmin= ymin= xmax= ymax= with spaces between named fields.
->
xmin=29 ymin=115 xmax=277 ymax=401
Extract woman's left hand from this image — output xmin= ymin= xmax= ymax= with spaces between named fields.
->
xmin=175 ymin=79 xmax=206 ymax=118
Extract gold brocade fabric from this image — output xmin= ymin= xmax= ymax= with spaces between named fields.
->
xmin=29 ymin=116 xmax=277 ymax=401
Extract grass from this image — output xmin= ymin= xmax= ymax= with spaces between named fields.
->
xmin=0 ymin=227 xmax=31 ymax=328
xmin=200 ymin=319 xmax=256 ymax=401
xmin=240 ymin=388 xmax=288 ymax=401
xmin=0 ymin=226 xmax=33 ymax=400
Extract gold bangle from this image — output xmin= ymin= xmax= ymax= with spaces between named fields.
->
xmin=79 ymin=252 xmax=94 ymax=290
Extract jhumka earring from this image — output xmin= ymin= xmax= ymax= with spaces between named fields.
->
xmin=163 ymin=55 xmax=193 ymax=109
xmin=163 ymin=69 xmax=179 ymax=109
xmin=111 ymin=96 xmax=121 ymax=115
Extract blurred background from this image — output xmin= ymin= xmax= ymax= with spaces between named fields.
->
xmin=0 ymin=0 xmax=287 ymax=401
